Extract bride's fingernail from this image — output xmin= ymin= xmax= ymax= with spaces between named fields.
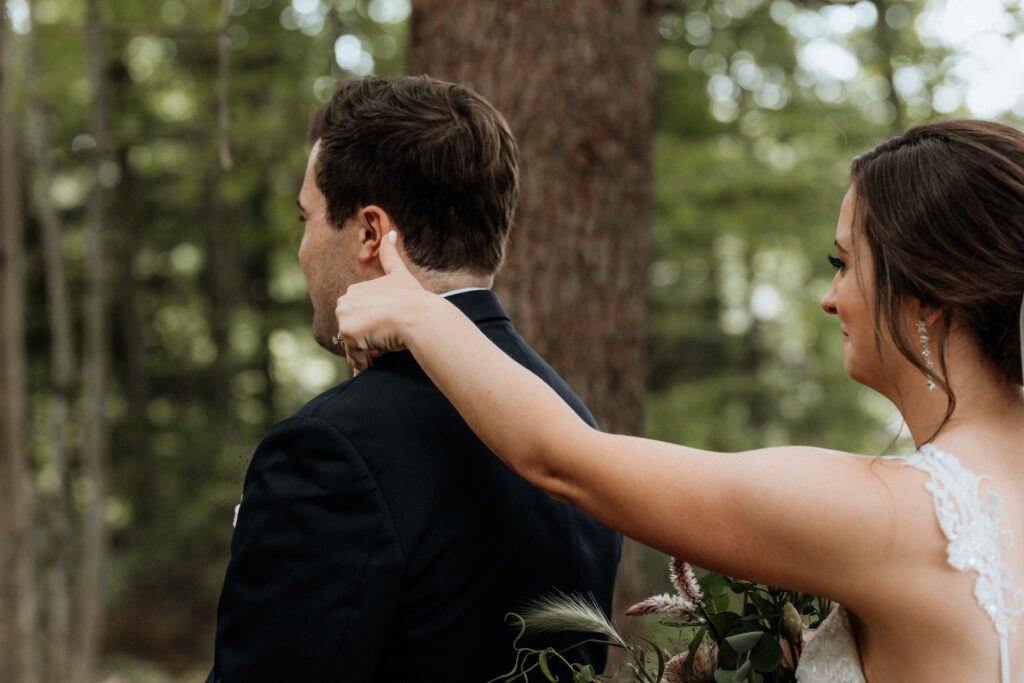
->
xmin=388 ymin=231 xmax=397 ymax=244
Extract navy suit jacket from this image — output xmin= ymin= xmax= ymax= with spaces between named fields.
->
xmin=208 ymin=290 xmax=621 ymax=682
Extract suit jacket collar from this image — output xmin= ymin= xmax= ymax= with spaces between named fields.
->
xmin=444 ymin=289 xmax=510 ymax=326
xmin=368 ymin=290 xmax=509 ymax=369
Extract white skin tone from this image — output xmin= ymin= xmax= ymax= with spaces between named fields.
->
xmin=297 ymin=139 xmax=490 ymax=354
xmin=336 ymin=186 xmax=1024 ymax=681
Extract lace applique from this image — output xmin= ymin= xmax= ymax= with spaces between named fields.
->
xmin=895 ymin=444 xmax=1024 ymax=682
xmin=797 ymin=446 xmax=1022 ymax=681
xmin=795 ymin=606 xmax=864 ymax=683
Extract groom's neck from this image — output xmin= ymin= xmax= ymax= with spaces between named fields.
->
xmin=414 ymin=268 xmax=493 ymax=295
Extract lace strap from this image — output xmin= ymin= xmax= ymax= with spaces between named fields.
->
xmin=895 ymin=445 xmax=1024 ymax=683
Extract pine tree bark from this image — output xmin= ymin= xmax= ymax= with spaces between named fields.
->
xmin=25 ymin=3 xmax=75 ymax=679
xmin=0 ymin=12 xmax=40 ymax=683
xmin=408 ymin=2 xmax=657 ymax=675
xmin=70 ymin=1 xmax=111 ymax=681
xmin=408 ymin=1 xmax=655 ymax=438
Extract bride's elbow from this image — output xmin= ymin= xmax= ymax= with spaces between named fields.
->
xmin=532 ymin=466 xmax=578 ymax=505
xmin=518 ymin=432 xmax=589 ymax=505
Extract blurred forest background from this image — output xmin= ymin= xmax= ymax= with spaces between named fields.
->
xmin=1 ymin=0 xmax=1022 ymax=681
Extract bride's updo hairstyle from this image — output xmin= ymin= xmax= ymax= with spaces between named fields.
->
xmin=849 ymin=119 xmax=1024 ymax=423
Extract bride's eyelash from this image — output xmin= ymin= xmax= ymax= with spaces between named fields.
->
xmin=828 ymin=254 xmax=846 ymax=272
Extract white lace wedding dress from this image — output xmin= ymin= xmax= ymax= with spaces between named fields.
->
xmin=795 ymin=444 xmax=1023 ymax=682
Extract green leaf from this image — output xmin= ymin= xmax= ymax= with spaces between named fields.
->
xmin=538 ymin=649 xmax=558 ymax=682
xmin=712 ymin=592 xmax=731 ymax=612
xmin=687 ymin=626 xmax=707 ymax=657
xmin=748 ymin=593 xmax=773 ymax=615
xmin=573 ymin=664 xmax=596 ymax=683
xmin=724 ymin=631 xmax=762 ymax=654
xmin=714 ymin=669 xmax=738 ymax=683
xmin=732 ymin=615 xmax=764 ymax=633
xmin=708 ymin=611 xmax=741 ymax=639
xmin=685 ymin=625 xmax=707 ymax=679
xmin=699 ymin=572 xmax=728 ymax=597
xmin=748 ymin=633 xmax=784 ymax=671
xmin=634 ymin=631 xmax=666 ymax=681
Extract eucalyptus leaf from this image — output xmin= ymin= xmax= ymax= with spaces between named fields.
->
xmin=714 ymin=669 xmax=738 ymax=683
xmin=699 ymin=572 xmax=728 ymax=596
xmin=724 ymin=631 xmax=762 ymax=654
xmin=708 ymin=611 xmax=741 ymax=638
xmin=748 ymin=633 xmax=784 ymax=671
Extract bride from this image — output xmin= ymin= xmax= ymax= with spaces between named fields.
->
xmin=334 ymin=119 xmax=1024 ymax=682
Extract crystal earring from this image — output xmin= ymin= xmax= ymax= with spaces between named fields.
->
xmin=917 ymin=319 xmax=935 ymax=391
xmin=331 ymin=334 xmax=343 ymax=346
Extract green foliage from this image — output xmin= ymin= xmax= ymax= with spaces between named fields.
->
xmin=497 ymin=572 xmax=831 ymax=683
xmin=647 ymin=0 xmax=912 ymax=458
xmin=688 ymin=574 xmax=832 ymax=682
xmin=19 ymin=0 xmax=406 ymax=670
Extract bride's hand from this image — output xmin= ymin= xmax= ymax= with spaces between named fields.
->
xmin=334 ymin=231 xmax=434 ymax=373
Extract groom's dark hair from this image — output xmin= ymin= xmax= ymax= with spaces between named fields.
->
xmin=308 ymin=75 xmax=519 ymax=276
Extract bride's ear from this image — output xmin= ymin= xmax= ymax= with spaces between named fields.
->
xmin=919 ymin=306 xmax=943 ymax=328
xmin=905 ymin=295 xmax=942 ymax=326
xmin=356 ymin=205 xmax=397 ymax=263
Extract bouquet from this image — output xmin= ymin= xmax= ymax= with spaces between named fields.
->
xmin=490 ymin=558 xmax=832 ymax=683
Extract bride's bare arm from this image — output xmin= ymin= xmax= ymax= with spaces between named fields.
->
xmin=336 ymin=232 xmax=927 ymax=613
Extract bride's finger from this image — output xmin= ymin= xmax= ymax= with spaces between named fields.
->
xmin=345 ymin=344 xmax=372 ymax=375
xmin=378 ymin=230 xmax=411 ymax=277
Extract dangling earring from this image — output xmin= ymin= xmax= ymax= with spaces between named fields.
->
xmin=917 ymin=319 xmax=935 ymax=391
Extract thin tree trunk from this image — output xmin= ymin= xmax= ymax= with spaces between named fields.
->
xmin=217 ymin=0 xmax=232 ymax=171
xmin=71 ymin=1 xmax=111 ymax=680
xmin=0 ymin=13 xmax=40 ymax=683
xmin=25 ymin=3 xmax=75 ymax=680
xmin=872 ymin=0 xmax=904 ymax=133
xmin=408 ymin=3 xmax=658 ymax=677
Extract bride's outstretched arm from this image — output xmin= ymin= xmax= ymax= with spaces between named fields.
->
xmin=336 ymin=232 xmax=927 ymax=614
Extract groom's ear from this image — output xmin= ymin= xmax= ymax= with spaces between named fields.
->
xmin=355 ymin=205 xmax=397 ymax=264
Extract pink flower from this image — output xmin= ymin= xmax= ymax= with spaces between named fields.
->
xmin=625 ymin=593 xmax=699 ymax=620
xmin=664 ymin=643 xmax=718 ymax=683
xmin=669 ymin=557 xmax=704 ymax=608
xmin=664 ymin=654 xmax=688 ymax=683
xmin=780 ymin=627 xmax=816 ymax=671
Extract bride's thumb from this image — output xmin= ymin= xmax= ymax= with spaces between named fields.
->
xmin=379 ymin=230 xmax=411 ymax=276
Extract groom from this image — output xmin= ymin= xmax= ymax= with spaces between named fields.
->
xmin=207 ymin=76 xmax=621 ymax=682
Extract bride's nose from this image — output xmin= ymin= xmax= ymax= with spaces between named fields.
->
xmin=820 ymin=275 xmax=838 ymax=315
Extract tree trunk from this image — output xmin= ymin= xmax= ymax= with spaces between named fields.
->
xmin=408 ymin=2 xmax=657 ymax=676
xmin=25 ymin=3 xmax=76 ymax=679
xmin=0 ymin=13 xmax=40 ymax=683
xmin=871 ymin=0 xmax=904 ymax=133
xmin=408 ymin=0 xmax=655 ymax=437
xmin=70 ymin=1 xmax=111 ymax=681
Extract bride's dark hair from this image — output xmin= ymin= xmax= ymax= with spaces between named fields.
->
xmin=849 ymin=119 xmax=1024 ymax=427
